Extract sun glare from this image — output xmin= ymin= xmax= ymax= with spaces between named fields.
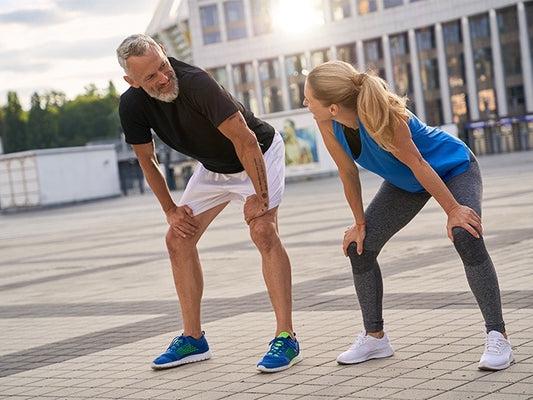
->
xmin=273 ymin=1 xmax=323 ymax=35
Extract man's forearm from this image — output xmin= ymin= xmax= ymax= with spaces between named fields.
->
xmin=140 ymin=160 xmax=177 ymax=213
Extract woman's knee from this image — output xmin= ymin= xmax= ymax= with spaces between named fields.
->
xmin=452 ymin=226 xmax=487 ymax=264
xmin=347 ymin=242 xmax=379 ymax=274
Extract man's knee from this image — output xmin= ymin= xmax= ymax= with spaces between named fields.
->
xmin=165 ymin=228 xmax=196 ymax=254
xmin=347 ymin=242 xmax=379 ymax=274
xmin=249 ymin=218 xmax=278 ymax=249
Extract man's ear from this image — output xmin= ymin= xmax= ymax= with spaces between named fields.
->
xmin=158 ymin=43 xmax=167 ymax=56
xmin=124 ymin=75 xmax=140 ymax=88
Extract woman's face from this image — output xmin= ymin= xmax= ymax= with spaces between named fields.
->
xmin=303 ymin=81 xmax=331 ymax=122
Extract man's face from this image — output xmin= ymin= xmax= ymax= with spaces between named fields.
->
xmin=124 ymin=45 xmax=179 ymax=102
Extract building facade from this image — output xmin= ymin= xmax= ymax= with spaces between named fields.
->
xmin=147 ymin=0 xmax=533 ymax=176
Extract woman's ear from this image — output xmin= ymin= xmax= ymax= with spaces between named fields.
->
xmin=329 ymin=104 xmax=339 ymax=117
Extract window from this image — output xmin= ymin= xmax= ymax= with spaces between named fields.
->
xmin=390 ymin=34 xmax=408 ymax=57
xmin=250 ymin=0 xmax=273 ymax=35
xmin=384 ymin=0 xmax=404 ymax=9
xmin=206 ymin=67 xmax=228 ymax=89
xmin=224 ymin=0 xmax=246 ymax=40
xmin=200 ymin=5 xmax=221 ymax=44
xmin=443 ymin=21 xmax=462 ymax=45
xmin=469 ymin=14 xmax=490 ymax=40
xmin=357 ymin=0 xmax=377 ymax=15
xmin=416 ymin=27 xmax=435 ymax=51
xmin=232 ymin=63 xmax=259 ymax=114
xmin=337 ymin=43 xmax=357 ymax=66
xmin=331 ymin=0 xmax=351 ymax=21
xmin=285 ymin=54 xmax=308 ymax=109
xmin=258 ymin=59 xmax=283 ymax=113
xmin=311 ymin=48 xmax=331 ymax=68
xmin=363 ymin=38 xmax=385 ymax=77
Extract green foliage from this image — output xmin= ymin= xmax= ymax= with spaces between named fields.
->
xmin=1 ymin=81 xmax=121 ymax=153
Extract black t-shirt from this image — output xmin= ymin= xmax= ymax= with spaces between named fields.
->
xmin=119 ymin=58 xmax=275 ymax=173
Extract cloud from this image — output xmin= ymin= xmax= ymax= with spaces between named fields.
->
xmin=56 ymin=0 xmax=154 ymax=15
xmin=0 ymin=35 xmax=124 ymax=73
xmin=0 ymin=8 xmax=65 ymax=26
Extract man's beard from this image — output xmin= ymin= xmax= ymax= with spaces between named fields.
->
xmin=147 ymin=70 xmax=179 ymax=103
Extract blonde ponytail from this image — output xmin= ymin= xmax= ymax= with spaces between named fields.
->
xmin=307 ymin=60 xmax=409 ymax=151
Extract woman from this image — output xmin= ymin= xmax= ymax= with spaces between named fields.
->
xmin=303 ymin=60 xmax=513 ymax=371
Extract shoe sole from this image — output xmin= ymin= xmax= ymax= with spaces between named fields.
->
xmin=337 ymin=348 xmax=394 ymax=365
xmin=478 ymin=354 xmax=515 ymax=371
xmin=151 ymin=350 xmax=212 ymax=370
xmin=256 ymin=354 xmax=303 ymax=373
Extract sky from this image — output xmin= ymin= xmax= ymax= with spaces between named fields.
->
xmin=0 ymin=0 xmax=160 ymax=110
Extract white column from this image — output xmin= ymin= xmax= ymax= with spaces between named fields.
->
xmin=252 ymin=59 xmax=264 ymax=115
xmin=518 ymin=1 xmax=533 ymax=112
xmin=218 ymin=0 xmax=228 ymax=42
xmin=461 ymin=16 xmax=480 ymax=121
xmin=382 ymin=35 xmax=394 ymax=92
xmin=278 ymin=55 xmax=291 ymax=111
xmin=408 ymin=29 xmax=425 ymax=120
xmin=435 ymin=23 xmax=453 ymax=124
xmin=243 ymin=0 xmax=254 ymax=38
xmin=349 ymin=0 xmax=357 ymax=17
xmin=226 ymin=64 xmax=236 ymax=95
xmin=356 ymin=40 xmax=365 ymax=71
xmin=489 ymin=9 xmax=508 ymax=116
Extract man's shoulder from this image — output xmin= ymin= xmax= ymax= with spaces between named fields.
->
xmin=120 ymin=86 xmax=147 ymax=108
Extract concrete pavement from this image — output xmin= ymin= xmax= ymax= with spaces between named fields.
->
xmin=0 ymin=151 xmax=532 ymax=399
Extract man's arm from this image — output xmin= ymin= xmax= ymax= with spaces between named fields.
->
xmin=132 ymin=141 xmax=198 ymax=236
xmin=217 ymin=111 xmax=269 ymax=223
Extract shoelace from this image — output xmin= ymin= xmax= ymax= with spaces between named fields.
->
xmin=485 ymin=335 xmax=507 ymax=354
xmin=266 ymin=337 xmax=291 ymax=357
xmin=168 ymin=335 xmax=185 ymax=351
xmin=349 ymin=332 xmax=369 ymax=350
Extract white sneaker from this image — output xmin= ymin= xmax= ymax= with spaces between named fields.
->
xmin=478 ymin=330 xmax=514 ymax=371
xmin=336 ymin=331 xmax=394 ymax=364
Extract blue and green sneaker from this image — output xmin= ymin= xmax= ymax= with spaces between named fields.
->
xmin=256 ymin=332 xmax=302 ymax=372
xmin=151 ymin=332 xmax=211 ymax=370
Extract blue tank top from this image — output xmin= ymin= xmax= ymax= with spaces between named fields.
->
xmin=332 ymin=113 xmax=471 ymax=193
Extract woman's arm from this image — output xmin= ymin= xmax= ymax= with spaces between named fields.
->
xmin=389 ymin=120 xmax=482 ymax=241
xmin=316 ymin=119 xmax=367 ymax=255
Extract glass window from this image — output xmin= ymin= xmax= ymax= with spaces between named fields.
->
xmin=474 ymin=47 xmax=494 ymax=84
xmin=497 ymin=6 xmax=518 ymax=34
xmin=331 ymin=0 xmax=351 ymax=21
xmin=384 ymin=0 xmax=404 ymax=9
xmin=364 ymin=38 xmax=382 ymax=61
xmin=357 ymin=0 xmax=377 ymax=15
xmin=259 ymin=59 xmax=283 ymax=113
xmin=469 ymin=14 xmax=490 ymax=40
xmin=285 ymin=54 xmax=308 ymax=109
xmin=200 ymin=5 xmax=221 ymax=45
xmin=311 ymin=48 xmax=331 ymax=68
xmin=224 ymin=0 xmax=247 ymax=40
xmin=337 ymin=43 xmax=357 ymax=65
xmin=420 ymin=59 xmax=439 ymax=91
xmin=206 ymin=67 xmax=228 ymax=89
xmin=232 ymin=63 xmax=259 ymax=114
xmin=250 ymin=0 xmax=273 ymax=36
xmin=443 ymin=21 xmax=462 ymax=45
xmin=390 ymin=33 xmax=408 ymax=57
xmin=416 ymin=27 xmax=435 ymax=51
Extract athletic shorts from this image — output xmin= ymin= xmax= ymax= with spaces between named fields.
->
xmin=178 ymin=132 xmax=285 ymax=216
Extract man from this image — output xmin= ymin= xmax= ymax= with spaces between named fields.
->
xmin=116 ymin=34 xmax=301 ymax=373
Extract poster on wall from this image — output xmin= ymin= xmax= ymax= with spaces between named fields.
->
xmin=264 ymin=111 xmax=336 ymax=178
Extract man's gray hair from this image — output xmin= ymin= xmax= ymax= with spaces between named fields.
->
xmin=116 ymin=34 xmax=159 ymax=72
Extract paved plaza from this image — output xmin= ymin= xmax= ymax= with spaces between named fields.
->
xmin=0 ymin=151 xmax=532 ymax=400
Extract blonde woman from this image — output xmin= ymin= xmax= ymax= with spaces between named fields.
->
xmin=303 ymin=60 xmax=513 ymax=371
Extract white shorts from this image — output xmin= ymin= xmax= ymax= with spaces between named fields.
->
xmin=178 ymin=132 xmax=285 ymax=215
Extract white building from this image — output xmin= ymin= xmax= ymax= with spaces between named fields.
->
xmin=146 ymin=0 xmax=533 ymax=175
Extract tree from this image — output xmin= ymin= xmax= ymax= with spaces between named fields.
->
xmin=3 ymin=92 xmax=27 ymax=153
xmin=27 ymin=92 xmax=60 ymax=149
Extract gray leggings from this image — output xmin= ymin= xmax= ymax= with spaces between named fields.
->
xmin=348 ymin=156 xmax=506 ymax=334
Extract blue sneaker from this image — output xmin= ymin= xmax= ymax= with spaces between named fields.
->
xmin=256 ymin=332 xmax=302 ymax=372
xmin=151 ymin=332 xmax=211 ymax=370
